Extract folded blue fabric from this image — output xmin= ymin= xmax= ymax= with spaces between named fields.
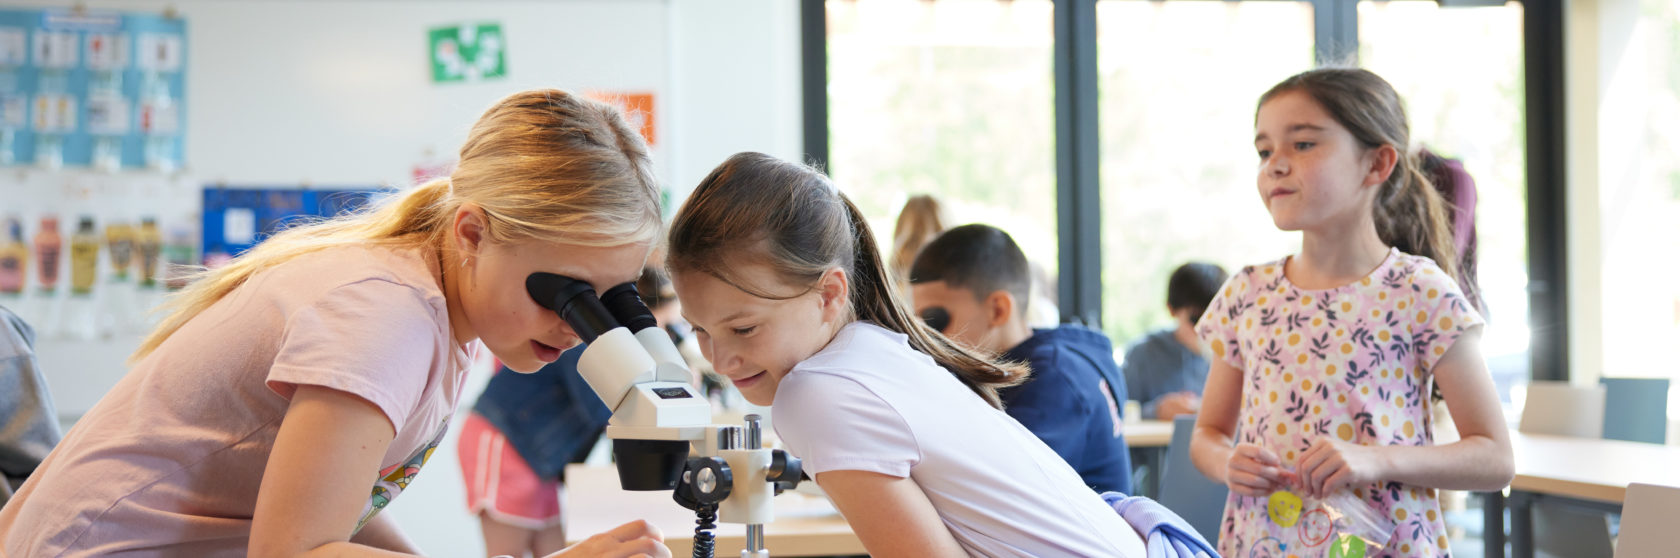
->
xmin=1102 ymin=492 xmax=1221 ymax=558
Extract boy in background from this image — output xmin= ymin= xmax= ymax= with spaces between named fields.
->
xmin=908 ymin=224 xmax=1131 ymax=494
xmin=1120 ymin=262 xmax=1226 ymax=421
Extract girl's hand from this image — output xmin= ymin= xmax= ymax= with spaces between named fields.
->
xmin=544 ymin=520 xmax=670 ymax=558
xmin=1296 ymin=438 xmax=1386 ymax=498
xmin=1225 ymin=443 xmax=1287 ymax=497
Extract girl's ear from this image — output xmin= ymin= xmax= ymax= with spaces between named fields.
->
xmin=451 ymin=204 xmax=489 ymax=263
xmin=816 ymin=267 xmax=850 ymax=323
xmin=1363 ymin=144 xmax=1401 ymax=188
xmin=985 ymin=290 xmax=1016 ymax=327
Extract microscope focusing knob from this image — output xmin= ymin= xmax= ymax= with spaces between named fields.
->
xmin=677 ymin=456 xmax=733 ymax=506
xmin=767 ymin=450 xmax=803 ymax=495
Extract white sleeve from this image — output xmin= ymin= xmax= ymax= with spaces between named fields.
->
xmin=772 ymin=370 xmax=920 ymax=478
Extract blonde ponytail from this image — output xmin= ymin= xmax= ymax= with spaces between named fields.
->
xmin=133 ymin=89 xmax=661 ymax=363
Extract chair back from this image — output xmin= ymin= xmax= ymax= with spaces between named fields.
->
xmin=1519 ymin=381 xmax=1606 ymax=438
xmin=1615 ymin=483 xmax=1680 ymax=558
xmin=1600 ymin=377 xmax=1669 ymax=444
xmin=1157 ymin=415 xmax=1229 ymax=543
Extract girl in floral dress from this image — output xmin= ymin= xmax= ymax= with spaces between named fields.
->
xmin=1188 ymin=68 xmax=1514 ymax=557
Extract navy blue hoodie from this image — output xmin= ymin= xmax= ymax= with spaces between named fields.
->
xmin=999 ymin=324 xmax=1133 ymax=494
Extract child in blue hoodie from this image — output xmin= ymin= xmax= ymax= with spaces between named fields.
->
xmin=908 ymin=224 xmax=1132 ymax=494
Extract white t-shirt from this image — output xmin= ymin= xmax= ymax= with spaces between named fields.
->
xmin=774 ymin=322 xmax=1146 ymax=558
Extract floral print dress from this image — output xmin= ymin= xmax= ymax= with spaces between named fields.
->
xmin=1196 ymin=248 xmax=1483 ymax=557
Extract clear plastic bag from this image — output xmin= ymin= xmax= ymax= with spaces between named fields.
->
xmin=1252 ymin=485 xmax=1395 ymax=558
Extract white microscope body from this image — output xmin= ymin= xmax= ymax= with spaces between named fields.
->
xmin=527 ymin=273 xmax=801 ymax=558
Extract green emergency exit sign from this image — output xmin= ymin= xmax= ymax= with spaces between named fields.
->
xmin=429 ymin=23 xmax=506 ymax=83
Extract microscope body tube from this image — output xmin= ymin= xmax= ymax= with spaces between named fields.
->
xmin=573 ymin=328 xmax=657 ymax=412
xmin=633 ymin=327 xmax=695 ymax=385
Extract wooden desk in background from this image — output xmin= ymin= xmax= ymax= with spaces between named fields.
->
xmin=1124 ymin=419 xmax=1174 ymax=448
xmin=1483 ymin=431 xmax=1680 ymax=558
xmin=563 ymin=464 xmax=864 ymax=557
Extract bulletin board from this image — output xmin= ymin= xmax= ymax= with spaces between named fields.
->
xmin=0 ymin=8 xmax=187 ymax=170
xmin=201 ymin=186 xmax=389 ymax=266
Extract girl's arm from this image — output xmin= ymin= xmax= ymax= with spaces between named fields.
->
xmin=1191 ymin=358 xmax=1287 ymax=497
xmin=817 ymin=469 xmax=966 ymax=558
xmin=249 ymin=386 xmax=671 ymax=558
xmin=1297 ymin=329 xmax=1515 ymax=497
xmin=249 ymin=385 xmax=410 ymax=558
xmin=350 ymin=514 xmax=421 ymax=553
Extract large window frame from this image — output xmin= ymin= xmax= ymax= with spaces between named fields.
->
xmin=801 ymin=0 xmax=1568 ymax=382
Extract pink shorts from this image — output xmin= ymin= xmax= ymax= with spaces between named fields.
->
xmin=457 ymin=412 xmax=563 ymax=528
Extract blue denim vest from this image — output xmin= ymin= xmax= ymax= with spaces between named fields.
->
xmin=471 ymin=346 xmax=610 ymax=480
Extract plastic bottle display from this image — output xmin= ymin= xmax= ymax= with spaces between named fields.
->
xmin=106 ymin=222 xmax=134 ymax=281
xmin=34 ymin=216 xmax=62 ymax=293
xmin=70 ymin=216 xmax=99 ymax=295
xmin=0 ymin=217 xmax=26 ymax=294
xmin=136 ymin=218 xmax=162 ymax=288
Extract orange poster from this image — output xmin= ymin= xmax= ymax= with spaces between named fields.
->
xmin=587 ymin=91 xmax=655 ymax=146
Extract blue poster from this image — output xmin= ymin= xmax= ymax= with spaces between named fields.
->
xmin=0 ymin=8 xmax=186 ymax=170
xmin=201 ymin=186 xmax=390 ymax=265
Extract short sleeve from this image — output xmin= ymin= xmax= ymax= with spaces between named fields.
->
xmin=1407 ymin=261 xmax=1486 ymax=372
xmin=1196 ymin=271 xmax=1249 ymax=369
xmin=772 ymin=370 xmax=919 ymax=478
xmin=266 ymin=279 xmax=443 ymax=434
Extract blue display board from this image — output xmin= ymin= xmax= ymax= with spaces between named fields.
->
xmin=0 ymin=8 xmax=186 ymax=169
xmin=201 ymin=187 xmax=389 ymax=264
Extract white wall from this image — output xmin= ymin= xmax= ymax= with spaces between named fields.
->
xmin=5 ymin=1 xmax=801 ymax=555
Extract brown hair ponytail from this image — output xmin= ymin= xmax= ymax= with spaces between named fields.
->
xmin=668 ymin=152 xmax=1027 ymax=408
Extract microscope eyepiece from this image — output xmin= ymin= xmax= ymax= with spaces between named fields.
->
xmin=526 ymin=272 xmax=618 ymax=344
xmin=600 ymin=282 xmax=659 ymax=333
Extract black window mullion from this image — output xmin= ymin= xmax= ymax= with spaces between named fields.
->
xmin=1054 ymin=0 xmax=1103 ymax=327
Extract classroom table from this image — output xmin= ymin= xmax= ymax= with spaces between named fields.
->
xmin=1482 ymin=431 xmax=1680 ymax=558
xmin=563 ymin=464 xmax=864 ymax=557
xmin=564 ymin=421 xmax=1173 ymax=556
xmin=1124 ymin=419 xmax=1175 ymax=448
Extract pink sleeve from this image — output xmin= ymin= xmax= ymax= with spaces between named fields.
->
xmin=266 ymin=279 xmax=443 ymax=433
xmin=1196 ymin=270 xmax=1249 ymax=370
xmin=1408 ymin=263 xmax=1486 ymax=372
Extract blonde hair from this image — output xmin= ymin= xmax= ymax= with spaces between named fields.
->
xmin=890 ymin=194 xmax=946 ymax=286
xmin=133 ymin=89 xmax=660 ymax=362
xmin=668 ymin=153 xmax=1026 ymax=409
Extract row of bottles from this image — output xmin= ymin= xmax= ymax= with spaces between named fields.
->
xmin=1 ymin=212 xmax=198 ymax=341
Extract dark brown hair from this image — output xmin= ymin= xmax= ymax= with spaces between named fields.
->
xmin=1258 ymin=68 xmax=1461 ymax=285
xmin=667 ymin=152 xmax=1027 ymax=408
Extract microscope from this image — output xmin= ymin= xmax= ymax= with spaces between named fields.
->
xmin=526 ymin=272 xmax=804 ymax=558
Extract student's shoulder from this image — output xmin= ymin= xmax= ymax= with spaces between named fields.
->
xmin=1014 ymin=324 xmax=1115 ymax=379
xmin=0 ymin=305 xmax=34 ymax=360
xmin=1221 ymin=257 xmax=1289 ymax=296
xmin=1387 ymin=251 xmax=1465 ymax=296
xmin=799 ymin=321 xmax=922 ymax=371
xmin=264 ymin=244 xmax=443 ymax=305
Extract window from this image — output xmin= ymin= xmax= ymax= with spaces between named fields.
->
xmin=1360 ymin=1 xmax=1530 ymax=403
xmin=1593 ymin=0 xmax=1680 ymax=424
xmin=1096 ymin=0 xmax=1315 ymax=343
xmin=827 ymin=0 xmax=1058 ymax=282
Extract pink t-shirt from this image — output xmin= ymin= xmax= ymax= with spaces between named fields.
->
xmin=0 ymin=244 xmax=472 ymax=557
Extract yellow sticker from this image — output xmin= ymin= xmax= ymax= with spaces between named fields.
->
xmin=1267 ymin=491 xmax=1304 ymax=527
